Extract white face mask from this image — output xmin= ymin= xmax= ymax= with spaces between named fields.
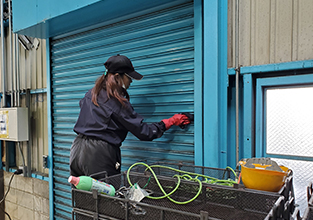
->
xmin=122 ymin=73 xmax=132 ymax=90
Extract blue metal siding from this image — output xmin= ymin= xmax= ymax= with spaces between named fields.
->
xmin=51 ymin=1 xmax=194 ymax=218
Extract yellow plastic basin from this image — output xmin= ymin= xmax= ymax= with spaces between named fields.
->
xmin=239 ymin=161 xmax=290 ymax=192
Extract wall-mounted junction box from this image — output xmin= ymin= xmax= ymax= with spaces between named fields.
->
xmin=0 ymin=108 xmax=29 ymax=141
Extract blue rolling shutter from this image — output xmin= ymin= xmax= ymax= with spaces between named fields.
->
xmin=50 ymin=0 xmax=194 ymax=218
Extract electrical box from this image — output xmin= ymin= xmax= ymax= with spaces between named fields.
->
xmin=0 ymin=108 xmax=29 ymax=141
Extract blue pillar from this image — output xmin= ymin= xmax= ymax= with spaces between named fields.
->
xmin=46 ymin=37 xmax=54 ymax=220
xmin=194 ymin=0 xmax=203 ymax=166
xmin=243 ymin=74 xmax=254 ymax=159
xmin=203 ymin=0 xmax=228 ymax=168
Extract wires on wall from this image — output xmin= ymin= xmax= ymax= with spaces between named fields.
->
xmin=0 ymin=169 xmax=23 ymax=220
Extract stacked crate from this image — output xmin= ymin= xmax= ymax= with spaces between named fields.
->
xmin=301 ymin=183 xmax=313 ymax=220
xmin=71 ymin=162 xmax=295 ymax=220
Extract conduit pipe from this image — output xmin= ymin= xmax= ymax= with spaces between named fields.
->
xmin=16 ymin=34 xmax=20 ymax=107
xmin=1 ymin=0 xmax=6 ymax=107
xmin=235 ymin=0 xmax=240 ymax=163
xmin=12 ymin=33 xmax=15 ymax=106
xmin=9 ymin=0 xmax=13 ymax=106
xmin=14 ymin=31 xmax=25 ymax=174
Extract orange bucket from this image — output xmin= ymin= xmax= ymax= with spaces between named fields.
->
xmin=239 ymin=158 xmax=291 ymax=192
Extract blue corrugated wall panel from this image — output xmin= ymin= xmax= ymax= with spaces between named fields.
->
xmin=50 ymin=1 xmax=194 ymax=218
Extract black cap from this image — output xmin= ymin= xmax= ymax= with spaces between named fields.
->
xmin=104 ymin=54 xmax=143 ymax=80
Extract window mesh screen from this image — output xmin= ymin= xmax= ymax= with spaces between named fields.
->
xmin=266 ymin=87 xmax=313 ymax=156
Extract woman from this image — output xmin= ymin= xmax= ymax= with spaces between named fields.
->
xmin=70 ymin=54 xmax=191 ymax=179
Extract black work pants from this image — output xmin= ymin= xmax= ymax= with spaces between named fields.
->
xmin=69 ymin=134 xmax=121 ymax=179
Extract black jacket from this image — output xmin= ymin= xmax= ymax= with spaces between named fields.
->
xmin=74 ymin=89 xmax=166 ymax=147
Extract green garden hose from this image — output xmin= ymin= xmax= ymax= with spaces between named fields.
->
xmin=126 ymin=162 xmax=237 ymax=205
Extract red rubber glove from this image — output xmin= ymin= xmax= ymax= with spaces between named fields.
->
xmin=162 ymin=114 xmax=191 ymax=130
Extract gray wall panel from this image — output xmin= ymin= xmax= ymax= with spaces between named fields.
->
xmin=0 ymin=27 xmax=48 ymax=175
xmin=229 ymin=0 xmax=313 ymax=67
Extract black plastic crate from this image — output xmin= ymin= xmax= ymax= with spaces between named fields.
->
xmin=300 ymin=182 xmax=313 ymax=220
xmin=289 ymin=207 xmax=302 ymax=220
xmin=72 ymin=171 xmax=285 ymax=220
xmin=308 ymin=182 xmax=313 ymax=206
xmin=73 ymin=209 xmax=102 ymax=220
xmin=72 ymin=195 xmax=209 ymax=220
xmin=303 ymin=207 xmax=313 ymax=220
xmin=264 ymin=196 xmax=296 ymax=220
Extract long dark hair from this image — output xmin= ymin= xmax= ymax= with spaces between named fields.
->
xmin=91 ymin=73 xmax=130 ymax=107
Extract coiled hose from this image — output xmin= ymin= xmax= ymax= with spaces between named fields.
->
xmin=126 ymin=162 xmax=238 ymax=204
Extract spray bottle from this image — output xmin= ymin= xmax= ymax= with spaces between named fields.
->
xmin=68 ymin=175 xmax=115 ymax=196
